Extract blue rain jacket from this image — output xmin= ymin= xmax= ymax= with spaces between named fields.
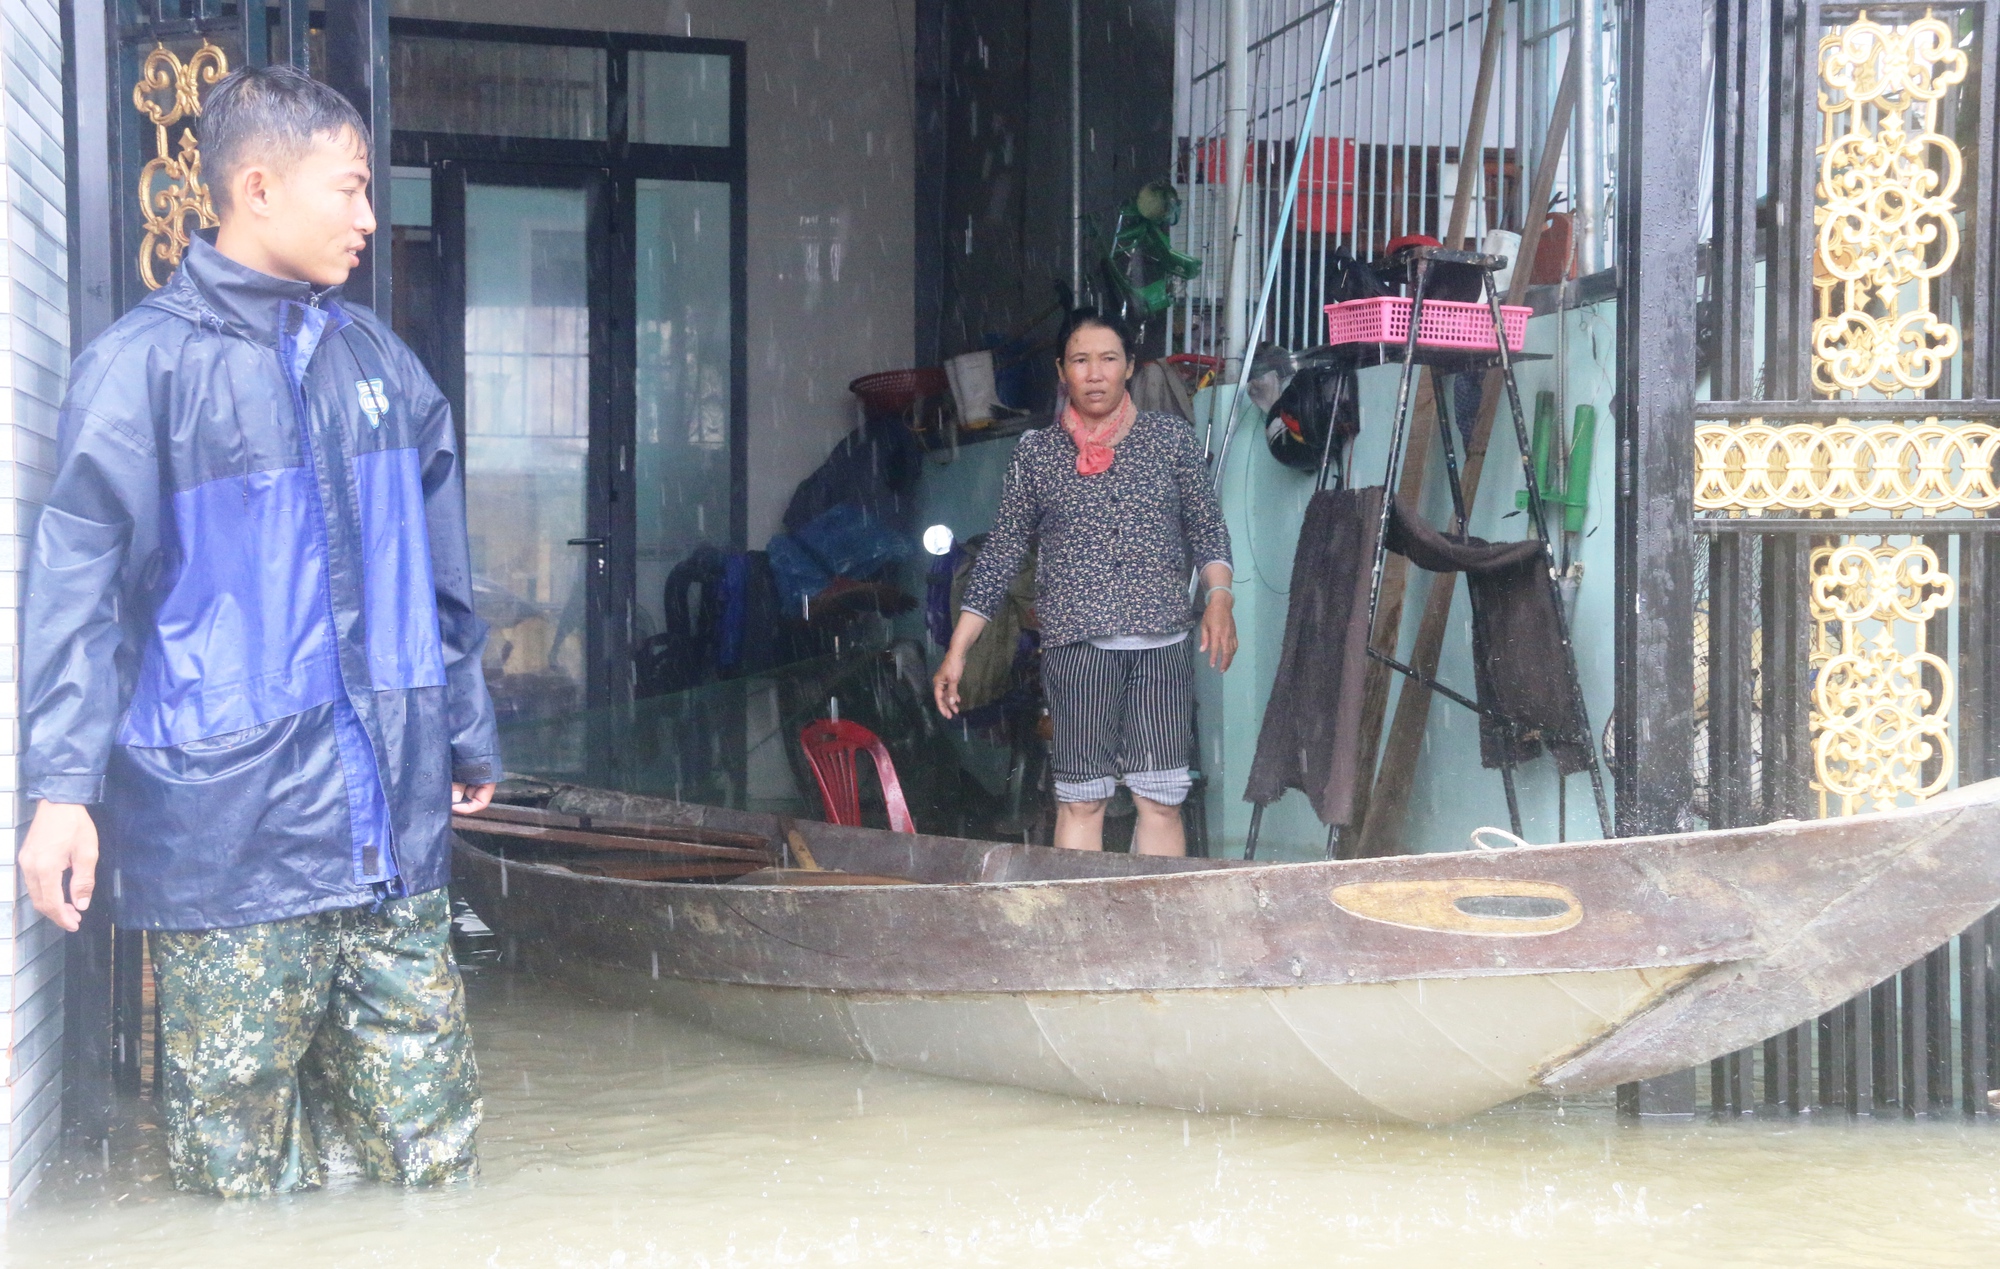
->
xmin=22 ymin=237 xmax=502 ymax=931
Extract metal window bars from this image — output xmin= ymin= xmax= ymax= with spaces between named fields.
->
xmin=1168 ymin=0 xmax=1615 ymax=361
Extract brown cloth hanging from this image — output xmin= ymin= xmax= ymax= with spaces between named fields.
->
xmin=1244 ymin=487 xmax=1592 ymax=828
xmin=1386 ymin=503 xmax=1595 ymax=778
xmin=1243 ymin=487 xmax=1382 ymax=827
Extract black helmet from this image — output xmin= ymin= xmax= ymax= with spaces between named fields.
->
xmin=1265 ymin=363 xmax=1360 ymax=472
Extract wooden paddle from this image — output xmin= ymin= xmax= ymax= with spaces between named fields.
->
xmin=738 ymin=815 xmax=918 ymax=885
xmin=778 ymin=816 xmax=824 ymax=871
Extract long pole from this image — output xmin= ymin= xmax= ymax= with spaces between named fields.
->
xmin=1221 ymin=0 xmax=1251 ymax=376
xmin=1575 ymin=0 xmax=1604 ymax=271
xmin=1070 ymin=0 xmax=1084 ymax=299
xmin=1448 ymin=0 xmax=1507 ymax=248
xmin=1209 ymin=0 xmax=1348 ymax=483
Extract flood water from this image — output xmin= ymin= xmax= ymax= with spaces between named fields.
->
xmin=9 ymin=966 xmax=2000 ymax=1267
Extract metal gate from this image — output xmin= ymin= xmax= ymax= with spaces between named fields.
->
xmin=62 ymin=0 xmax=393 ymax=1138
xmin=1621 ymin=0 xmax=2000 ymax=1117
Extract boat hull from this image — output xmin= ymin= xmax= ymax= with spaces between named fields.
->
xmin=555 ymin=959 xmax=1699 ymax=1122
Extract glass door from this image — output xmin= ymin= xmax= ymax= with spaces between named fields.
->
xmin=385 ymin=28 xmax=747 ymax=751
xmin=458 ymin=176 xmax=600 ymax=732
xmin=390 ymin=164 xmax=744 ymax=756
xmin=395 ymin=163 xmax=741 ymax=744
xmin=630 ymin=178 xmax=734 ymax=649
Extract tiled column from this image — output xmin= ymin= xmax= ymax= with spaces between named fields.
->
xmin=0 ymin=0 xmax=69 ymax=1207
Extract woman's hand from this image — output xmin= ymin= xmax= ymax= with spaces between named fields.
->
xmin=1200 ymin=590 xmax=1237 ymax=672
xmin=933 ymin=610 xmax=991 ymax=719
xmin=933 ymin=649 xmax=968 ymax=719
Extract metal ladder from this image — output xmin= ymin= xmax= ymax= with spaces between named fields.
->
xmin=1245 ymin=244 xmax=1611 ymax=860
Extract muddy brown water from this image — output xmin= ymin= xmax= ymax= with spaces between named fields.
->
xmin=8 ymin=966 xmax=2000 ymax=1267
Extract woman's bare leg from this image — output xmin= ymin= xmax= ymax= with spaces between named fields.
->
xmin=1131 ymin=794 xmax=1186 ymax=857
xmin=1054 ymin=799 xmax=1107 ymax=851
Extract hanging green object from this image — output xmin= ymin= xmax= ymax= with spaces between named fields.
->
xmin=1529 ymin=391 xmax=1555 ymax=501
xmin=1516 ymin=392 xmax=1594 ymax=533
xmin=1563 ymin=405 xmax=1596 ymax=534
xmin=1106 ymin=181 xmax=1203 ymax=318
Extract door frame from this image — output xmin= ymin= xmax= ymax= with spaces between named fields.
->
xmin=389 ymin=19 xmax=749 ymax=708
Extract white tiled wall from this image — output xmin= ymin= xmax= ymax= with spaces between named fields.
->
xmin=0 ymin=0 xmax=68 ymax=1208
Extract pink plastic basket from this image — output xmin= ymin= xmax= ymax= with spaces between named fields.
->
xmin=1325 ymin=296 xmax=1530 ymax=352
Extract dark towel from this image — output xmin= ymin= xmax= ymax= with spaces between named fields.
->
xmin=1243 ymin=487 xmax=1382 ymax=825
xmin=1245 ymin=488 xmax=1592 ymax=827
xmin=1384 ymin=503 xmax=1594 ymax=776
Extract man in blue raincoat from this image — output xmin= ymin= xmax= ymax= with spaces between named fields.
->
xmin=17 ymin=65 xmax=500 ymax=1196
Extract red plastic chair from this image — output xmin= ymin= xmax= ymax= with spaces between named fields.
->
xmin=799 ymin=718 xmax=916 ymax=834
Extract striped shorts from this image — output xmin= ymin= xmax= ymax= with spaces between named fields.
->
xmin=1041 ymin=639 xmax=1195 ymax=806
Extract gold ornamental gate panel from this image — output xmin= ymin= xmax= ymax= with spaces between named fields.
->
xmin=1694 ymin=7 xmax=1990 ymax=821
xmin=1664 ymin=0 xmax=2000 ymax=1123
xmin=134 ymin=40 xmax=228 ymax=291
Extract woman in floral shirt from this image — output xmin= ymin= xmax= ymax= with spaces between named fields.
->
xmin=933 ymin=311 xmax=1236 ymax=856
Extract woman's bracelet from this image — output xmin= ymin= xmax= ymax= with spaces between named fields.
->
xmin=1207 ymin=584 xmax=1234 ymax=602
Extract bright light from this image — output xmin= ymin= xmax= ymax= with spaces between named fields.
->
xmin=923 ymin=525 xmax=954 ymax=556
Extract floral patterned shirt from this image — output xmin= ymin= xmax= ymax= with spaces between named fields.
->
xmin=961 ymin=412 xmax=1233 ymax=649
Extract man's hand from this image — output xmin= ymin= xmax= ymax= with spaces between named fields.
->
xmin=1200 ymin=589 xmax=1238 ymax=672
xmin=20 ymin=801 xmax=99 ymax=933
xmin=452 ymin=783 xmax=497 ymax=815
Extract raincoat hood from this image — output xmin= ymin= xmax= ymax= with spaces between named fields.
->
xmin=156 ymin=235 xmax=344 ymax=346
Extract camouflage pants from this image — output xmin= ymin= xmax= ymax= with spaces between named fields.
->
xmin=151 ymin=889 xmax=481 ymax=1197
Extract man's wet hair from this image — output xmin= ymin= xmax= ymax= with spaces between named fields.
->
xmin=1056 ymin=308 xmax=1136 ymax=361
xmin=201 ymin=64 xmax=370 ymax=216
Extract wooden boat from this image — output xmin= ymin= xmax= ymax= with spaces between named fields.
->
xmin=451 ymin=778 xmax=2000 ymax=1123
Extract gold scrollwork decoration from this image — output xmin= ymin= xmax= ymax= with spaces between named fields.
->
xmin=1813 ymin=11 xmax=1967 ymax=396
xmin=135 ymin=40 xmax=230 ymax=291
xmin=1694 ymin=419 xmax=2000 ymax=515
xmin=1808 ymin=539 xmax=1955 ymax=816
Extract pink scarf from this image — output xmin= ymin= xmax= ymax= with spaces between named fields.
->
xmin=1062 ymin=394 xmax=1136 ymax=476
